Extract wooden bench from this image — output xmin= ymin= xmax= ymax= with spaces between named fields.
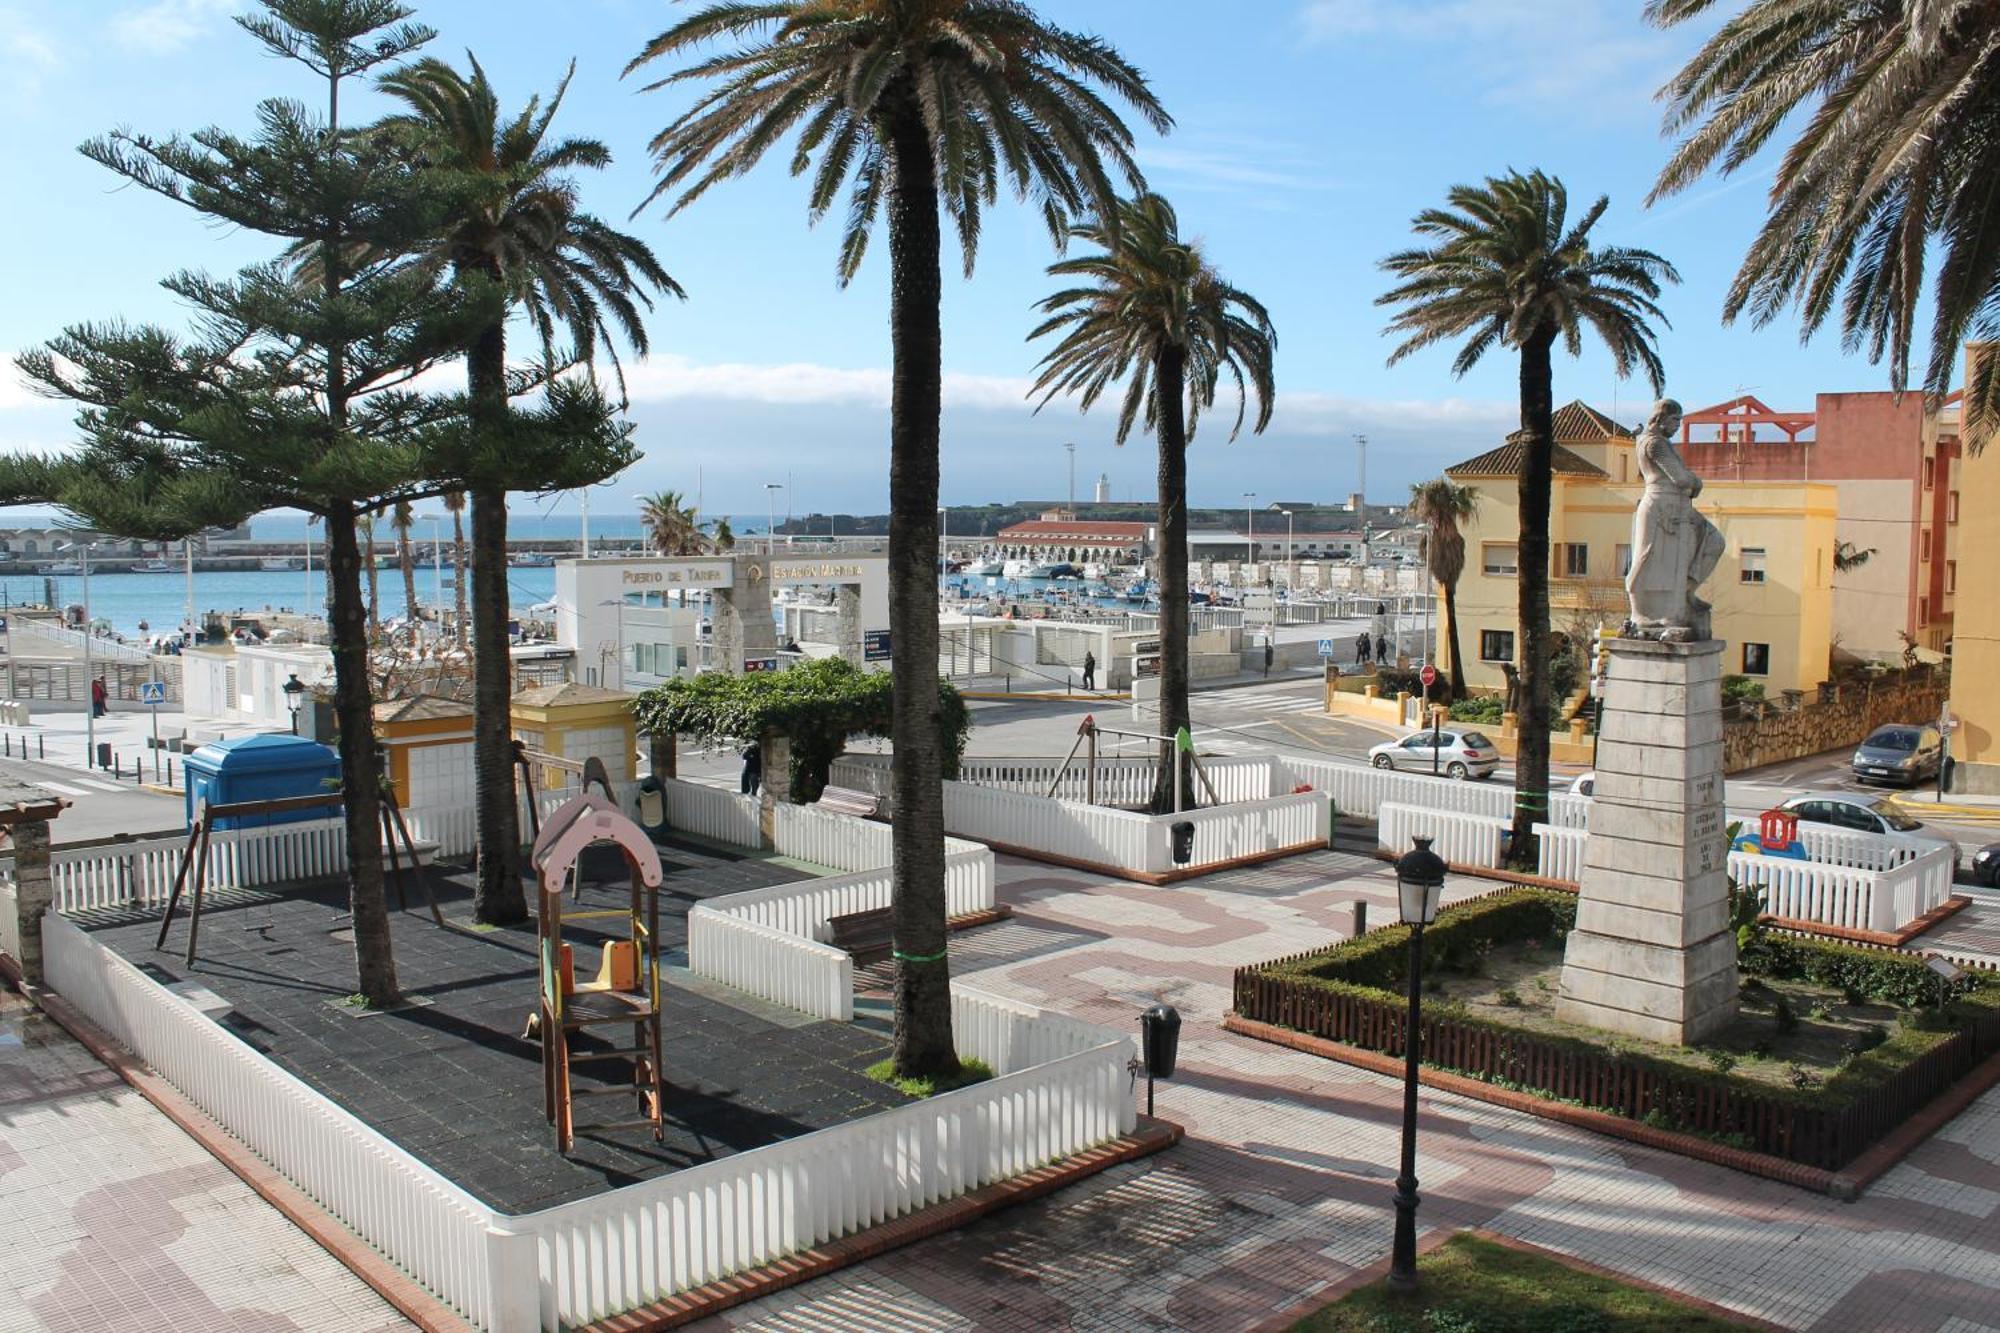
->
xmin=827 ymin=906 xmax=894 ymax=960
xmin=816 ymin=785 xmax=881 ymax=818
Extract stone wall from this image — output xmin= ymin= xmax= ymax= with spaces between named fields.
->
xmin=1720 ymin=669 xmax=1948 ymax=773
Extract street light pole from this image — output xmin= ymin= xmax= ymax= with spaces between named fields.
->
xmin=1390 ymin=836 xmax=1446 ymax=1293
xmin=422 ymin=516 xmax=443 ymax=606
xmin=184 ymin=537 xmax=197 ymax=645
xmin=66 ymin=542 xmax=95 ymax=765
xmin=1064 ymin=442 xmax=1076 ymax=508
xmin=765 ymin=483 xmax=783 ymax=556
xmin=1242 ymin=492 xmax=1256 ymax=567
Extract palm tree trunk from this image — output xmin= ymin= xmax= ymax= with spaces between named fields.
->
xmin=1149 ymin=343 xmax=1193 ymax=814
xmin=451 ymin=502 xmax=468 ymax=649
xmin=1510 ymin=328 xmax=1557 ymax=869
xmin=1443 ymin=578 xmax=1467 ymax=698
xmin=397 ymin=519 xmax=419 ymax=644
xmin=467 ymin=309 xmax=526 ymax=925
xmin=884 ymin=81 xmax=956 ymax=1081
xmin=323 ymin=506 xmax=399 ymax=1006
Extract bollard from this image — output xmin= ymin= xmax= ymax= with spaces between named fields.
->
xmin=38 ymin=734 xmax=45 ymax=760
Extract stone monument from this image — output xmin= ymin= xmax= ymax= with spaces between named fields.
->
xmin=1556 ymin=399 xmax=1737 ymax=1045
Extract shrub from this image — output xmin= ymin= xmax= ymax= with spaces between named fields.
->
xmin=1722 ymin=674 xmax=1766 ymax=702
xmin=1844 ymin=1025 xmax=1888 ymax=1057
xmin=1498 ymin=989 xmax=1523 ymax=1007
xmin=1774 ymin=999 xmax=1800 ymax=1033
xmin=1788 ymin=1064 xmax=1821 ymax=1092
xmin=1703 ymin=1049 xmax=1738 ymax=1075
xmin=1741 ymin=933 xmax=1977 ymax=1010
xmin=1449 ymin=696 xmax=1504 ymax=724
xmin=1277 ymin=889 xmax=1577 ymax=992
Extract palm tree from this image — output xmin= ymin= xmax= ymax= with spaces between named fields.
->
xmin=1833 ymin=540 xmax=1876 ymax=576
xmin=1378 ymin=170 xmax=1677 ymax=867
xmin=1647 ymin=0 xmax=2000 ymax=443
xmin=1408 ymin=479 xmax=1479 ymax=698
xmin=638 ymin=488 xmax=712 ymax=555
xmin=710 ymin=516 xmax=735 ymax=552
xmin=379 ymin=56 xmax=681 ymax=925
xmin=391 ymin=500 xmax=420 ymax=643
xmin=629 ymin=2 xmax=1166 ymax=1079
xmin=1028 ymin=193 xmax=1274 ymax=812
xmin=444 ymin=490 xmax=468 ymax=649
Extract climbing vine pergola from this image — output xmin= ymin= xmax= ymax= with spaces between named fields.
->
xmin=632 ymin=657 xmax=969 ymax=802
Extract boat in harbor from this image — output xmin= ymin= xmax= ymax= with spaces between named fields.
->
xmin=260 ymin=557 xmax=302 ymax=572
xmin=963 ymin=558 xmax=1005 ymax=577
xmin=131 ymin=559 xmax=174 ymax=574
xmin=45 ymin=561 xmax=81 ymax=575
xmin=509 ymin=551 xmax=557 ymax=568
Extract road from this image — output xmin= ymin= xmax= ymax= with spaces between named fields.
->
xmin=0 ymin=753 xmax=185 ymax=843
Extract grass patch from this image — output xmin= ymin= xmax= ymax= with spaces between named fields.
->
xmin=1292 ymin=1232 xmax=1752 ymax=1331
xmin=865 ymin=1056 xmax=996 ymax=1098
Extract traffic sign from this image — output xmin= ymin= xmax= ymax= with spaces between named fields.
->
xmin=138 ymin=680 xmax=167 ymax=706
xmin=743 ymin=657 xmax=779 ymax=674
xmin=863 ymin=629 xmax=891 ymax=661
xmin=1419 ymin=663 xmax=1438 ymax=690
xmin=1316 ymin=638 xmax=1334 ymax=658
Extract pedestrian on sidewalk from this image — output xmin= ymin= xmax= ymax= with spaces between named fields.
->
xmin=1375 ymin=633 xmax=1390 ymax=666
xmin=1081 ymin=650 xmax=1096 ymax=691
xmin=739 ymin=744 xmax=762 ymax=797
xmin=1356 ymin=632 xmax=1372 ymax=665
xmin=90 ymin=677 xmax=108 ymax=718
xmin=1262 ymin=639 xmax=1274 ymax=677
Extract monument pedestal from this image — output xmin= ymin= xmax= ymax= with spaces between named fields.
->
xmin=1556 ymin=637 xmax=1737 ymax=1045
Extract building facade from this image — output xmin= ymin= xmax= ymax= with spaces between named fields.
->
xmin=992 ymin=512 xmax=1148 ymax=565
xmin=1438 ymin=402 xmax=1837 ymax=698
xmin=1677 ymin=391 xmax=1959 ymax=662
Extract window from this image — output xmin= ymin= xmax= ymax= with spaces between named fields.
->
xmin=1922 ymin=528 xmax=1933 ymax=562
xmin=1924 ymin=457 xmax=1936 ymax=490
xmin=1560 ymin=543 xmax=1589 ymax=577
xmin=1742 ymin=642 xmax=1771 ymax=675
xmin=1480 ymin=629 xmax=1515 ymax=662
xmin=1616 ymin=544 xmax=1633 ymax=578
xmin=1948 ymin=560 xmax=1958 ymax=593
xmin=1949 ymin=491 xmax=1960 ymax=523
xmin=1740 ymin=547 xmax=1767 ymax=584
xmin=1482 ymin=543 xmax=1518 ymax=577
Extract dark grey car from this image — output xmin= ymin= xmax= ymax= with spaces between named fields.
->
xmin=1851 ymin=724 xmax=1943 ymax=787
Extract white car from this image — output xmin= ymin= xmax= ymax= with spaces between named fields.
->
xmin=1569 ymin=772 xmax=1595 ymax=797
xmin=1776 ymin=792 xmax=1962 ymax=871
xmin=1367 ymin=729 xmax=1500 ymax=781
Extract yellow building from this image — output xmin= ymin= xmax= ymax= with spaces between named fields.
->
xmin=1439 ymin=403 xmax=1837 ymax=698
xmin=1942 ymin=347 xmax=1998 ymax=791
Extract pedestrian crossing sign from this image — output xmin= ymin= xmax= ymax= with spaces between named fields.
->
xmin=1316 ymin=638 xmax=1333 ymax=658
xmin=138 ymin=680 xmax=167 ymax=706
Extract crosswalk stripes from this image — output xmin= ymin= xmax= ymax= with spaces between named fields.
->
xmin=1223 ymin=695 xmax=1326 ymax=714
xmin=20 ymin=777 xmax=123 ymax=797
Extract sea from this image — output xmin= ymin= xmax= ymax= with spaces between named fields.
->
xmin=5 ymin=510 xmax=780 ymax=639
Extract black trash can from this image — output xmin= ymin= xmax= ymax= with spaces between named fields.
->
xmin=1170 ymin=820 xmax=1196 ymax=866
xmin=1140 ymin=1003 xmax=1181 ymax=1079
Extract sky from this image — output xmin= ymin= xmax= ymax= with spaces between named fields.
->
xmin=0 ymin=0 xmax=1906 ymax=523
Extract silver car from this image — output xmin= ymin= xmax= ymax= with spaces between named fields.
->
xmin=1776 ymin=792 xmax=1962 ymax=872
xmin=1367 ymin=729 xmax=1501 ymax=781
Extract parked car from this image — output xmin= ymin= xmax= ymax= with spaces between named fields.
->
xmin=1367 ymin=729 xmax=1500 ymax=781
xmin=1850 ymin=724 xmax=1945 ymax=787
xmin=1973 ymin=842 xmax=2000 ymax=887
xmin=1776 ymin=792 xmax=1961 ymax=872
xmin=1569 ymin=772 xmax=1595 ymax=798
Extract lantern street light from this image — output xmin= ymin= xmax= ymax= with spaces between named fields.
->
xmin=282 ymin=672 xmax=307 ymax=735
xmin=1389 ymin=834 xmax=1447 ymax=1292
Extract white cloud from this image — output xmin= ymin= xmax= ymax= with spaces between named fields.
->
xmin=111 ymin=0 xmax=234 ymax=54
xmin=619 ymin=354 xmax=1036 ymax=412
xmin=1299 ymin=0 xmax=1679 ymax=114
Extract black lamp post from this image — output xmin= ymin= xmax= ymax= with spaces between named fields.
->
xmin=282 ymin=673 xmax=306 ymax=735
xmin=1389 ymin=834 xmax=1446 ymax=1291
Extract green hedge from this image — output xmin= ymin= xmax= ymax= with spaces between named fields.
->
xmin=1274 ymin=889 xmax=1575 ymax=992
xmin=1741 ymin=932 xmax=1976 ymax=1009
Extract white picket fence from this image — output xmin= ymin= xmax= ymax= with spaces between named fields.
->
xmin=660 ymin=778 xmax=760 ymax=847
xmin=27 ymin=817 xmax=351 ymax=916
xmin=526 ymin=986 xmax=1132 ymax=1329
xmin=1410 ymin=809 xmax=1960 ymax=936
xmin=41 ymin=915 xmax=525 ymax=1327
xmin=43 ymin=915 xmax=1133 ymax=1331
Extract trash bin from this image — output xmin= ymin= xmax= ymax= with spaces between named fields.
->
xmin=1140 ymin=1004 xmax=1181 ymax=1079
xmin=1170 ymin=820 xmax=1196 ymax=866
xmin=635 ymin=775 xmax=667 ymax=837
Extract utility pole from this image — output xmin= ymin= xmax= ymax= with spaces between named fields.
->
xmin=1353 ymin=434 xmax=1369 ymax=509
xmin=1064 ymin=442 xmax=1077 ymax=509
xmin=1242 ymin=492 xmax=1256 ymax=565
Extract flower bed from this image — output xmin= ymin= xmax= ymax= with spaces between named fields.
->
xmin=1232 ymin=890 xmax=2000 ymax=1171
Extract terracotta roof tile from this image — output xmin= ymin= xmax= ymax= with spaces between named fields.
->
xmin=1444 ymin=440 xmax=1610 ymax=480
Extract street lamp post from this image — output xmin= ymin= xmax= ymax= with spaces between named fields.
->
xmin=1242 ymin=492 xmax=1256 ymax=568
xmin=597 ymin=598 xmax=628 ymax=691
xmin=1389 ymin=835 xmax=1447 ymax=1292
xmin=282 ymin=672 xmax=306 ymax=735
xmin=60 ymin=541 xmax=95 ymax=765
xmin=765 ymin=483 xmax=784 ymax=556
xmin=1279 ymin=509 xmax=1294 ymax=592
xmin=420 ymin=515 xmax=444 ymax=615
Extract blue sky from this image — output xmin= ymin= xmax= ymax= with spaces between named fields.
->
xmin=0 ymin=0 xmax=1899 ymax=522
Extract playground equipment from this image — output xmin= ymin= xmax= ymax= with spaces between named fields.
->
xmin=531 ymin=789 xmax=667 ymax=1154
xmin=1049 ymin=714 xmax=1223 ymax=811
xmin=155 ymin=788 xmax=440 ymax=966
xmin=1732 ymin=809 xmax=1808 ymax=860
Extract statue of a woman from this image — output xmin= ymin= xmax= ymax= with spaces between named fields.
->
xmin=1626 ymin=398 xmax=1724 ymax=641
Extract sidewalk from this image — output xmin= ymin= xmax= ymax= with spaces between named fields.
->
xmin=5 ymin=704 xmax=197 ymax=783
xmin=0 ymin=987 xmax=413 ymax=1333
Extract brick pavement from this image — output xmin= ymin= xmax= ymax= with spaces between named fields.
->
xmin=704 ymin=850 xmax=2000 ymax=1333
xmin=0 ymin=988 xmax=414 ymax=1333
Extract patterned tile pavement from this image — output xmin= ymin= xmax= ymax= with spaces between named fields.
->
xmin=0 ymin=988 xmax=414 ymax=1333
xmin=705 ymin=850 xmax=2000 ymax=1333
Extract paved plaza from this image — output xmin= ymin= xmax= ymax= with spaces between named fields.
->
xmin=706 ymin=849 xmax=2000 ymax=1332
xmin=0 ymin=988 xmax=415 ymax=1333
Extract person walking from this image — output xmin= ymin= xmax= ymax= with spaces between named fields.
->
xmin=1262 ymin=639 xmax=1274 ymax=677
xmin=1081 ymin=650 xmax=1097 ymax=691
xmin=1376 ymin=632 xmax=1390 ymax=666
xmin=739 ymin=744 xmax=762 ymax=797
xmin=90 ymin=677 xmax=108 ymax=719
xmin=1356 ymin=632 xmax=1372 ymax=666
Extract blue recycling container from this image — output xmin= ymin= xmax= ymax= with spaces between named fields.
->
xmin=182 ymin=733 xmax=341 ymax=831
